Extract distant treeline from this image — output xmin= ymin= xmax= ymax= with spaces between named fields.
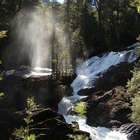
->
xmin=0 ymin=0 xmax=140 ymax=66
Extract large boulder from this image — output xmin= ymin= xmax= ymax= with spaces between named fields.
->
xmin=0 ymin=108 xmax=90 ymax=140
xmin=86 ymin=86 xmax=132 ymax=128
xmin=120 ymin=123 xmax=140 ymax=140
xmin=93 ymin=62 xmax=134 ymax=91
xmin=12 ymin=108 xmax=90 ymax=140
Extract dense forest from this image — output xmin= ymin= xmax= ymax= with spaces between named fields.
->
xmin=0 ymin=0 xmax=140 ymax=140
xmin=1 ymin=0 xmax=140 ymax=67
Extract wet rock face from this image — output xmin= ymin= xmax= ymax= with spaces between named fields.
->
xmin=28 ymin=108 xmax=72 ymax=140
xmin=77 ymin=61 xmax=135 ymax=129
xmin=29 ymin=109 xmax=90 ymax=140
xmin=0 ymin=66 xmax=73 ymax=111
xmin=93 ymin=62 xmax=134 ymax=91
xmin=120 ymin=123 xmax=140 ymax=140
xmin=0 ymin=108 xmax=90 ymax=140
xmin=86 ymin=87 xmax=132 ymax=128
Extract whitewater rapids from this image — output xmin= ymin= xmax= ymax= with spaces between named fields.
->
xmin=58 ymin=44 xmax=138 ymax=140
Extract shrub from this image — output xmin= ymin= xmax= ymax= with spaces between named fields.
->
xmin=69 ymin=134 xmax=89 ymax=140
xmin=26 ymin=97 xmax=38 ymax=114
xmin=0 ymin=92 xmax=4 ymax=100
xmin=74 ymin=101 xmax=87 ymax=117
xmin=131 ymin=96 xmax=140 ymax=124
xmin=127 ymin=68 xmax=140 ymax=98
xmin=0 ymin=30 xmax=7 ymax=38
xmin=127 ymin=57 xmax=140 ymax=124
xmin=0 ymin=60 xmax=4 ymax=100
xmin=12 ymin=97 xmax=37 ymax=140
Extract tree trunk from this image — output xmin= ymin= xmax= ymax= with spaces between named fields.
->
xmin=51 ymin=0 xmax=56 ymax=73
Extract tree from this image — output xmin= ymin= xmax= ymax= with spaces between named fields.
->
xmin=51 ymin=0 xmax=57 ymax=73
xmin=131 ymin=96 xmax=140 ymax=124
xmin=127 ymin=46 xmax=140 ymax=124
xmin=93 ymin=0 xmax=140 ymax=49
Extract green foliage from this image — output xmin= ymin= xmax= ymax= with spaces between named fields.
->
xmin=1 ymin=0 xmax=140 ymax=71
xmin=0 ymin=59 xmax=4 ymax=100
xmin=130 ymin=0 xmax=140 ymax=13
xmin=74 ymin=101 xmax=87 ymax=117
xmin=12 ymin=97 xmax=37 ymax=140
xmin=131 ymin=96 xmax=140 ymax=124
xmin=127 ymin=58 xmax=140 ymax=124
xmin=0 ymin=30 xmax=7 ymax=38
xmin=13 ymin=126 xmax=35 ymax=140
xmin=69 ymin=134 xmax=89 ymax=140
xmin=134 ymin=40 xmax=140 ymax=58
xmin=13 ymin=126 xmax=26 ymax=139
xmin=0 ymin=92 xmax=4 ymax=100
xmin=26 ymin=97 xmax=38 ymax=114
xmin=0 ymin=77 xmax=3 ymax=81
xmin=74 ymin=135 xmax=89 ymax=140
xmin=127 ymin=68 xmax=140 ymax=97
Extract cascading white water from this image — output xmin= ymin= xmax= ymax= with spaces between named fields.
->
xmin=64 ymin=115 xmax=128 ymax=140
xmin=71 ymin=49 xmax=137 ymax=94
xmin=59 ymin=98 xmax=128 ymax=140
xmin=58 ymin=44 xmax=138 ymax=140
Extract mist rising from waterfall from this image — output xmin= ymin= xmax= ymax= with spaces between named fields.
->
xmin=14 ymin=4 xmax=71 ymax=70
xmin=15 ymin=8 xmax=51 ymax=68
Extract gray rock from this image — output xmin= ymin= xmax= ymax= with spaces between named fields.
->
xmin=120 ymin=123 xmax=140 ymax=140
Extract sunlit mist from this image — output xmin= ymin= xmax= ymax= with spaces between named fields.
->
xmin=14 ymin=3 xmax=71 ymax=73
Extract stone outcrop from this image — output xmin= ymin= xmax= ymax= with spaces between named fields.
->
xmin=120 ymin=123 xmax=140 ymax=140
xmin=29 ymin=109 xmax=90 ymax=140
xmin=84 ymin=86 xmax=140 ymax=140
xmin=0 ymin=108 xmax=90 ymax=140
xmin=86 ymin=87 xmax=132 ymax=128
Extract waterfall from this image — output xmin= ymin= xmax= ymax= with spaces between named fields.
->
xmin=71 ymin=49 xmax=137 ymax=94
xmin=58 ymin=45 xmax=138 ymax=140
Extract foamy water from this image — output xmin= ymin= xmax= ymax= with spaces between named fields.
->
xmin=71 ymin=49 xmax=137 ymax=93
xmin=58 ymin=45 xmax=138 ymax=140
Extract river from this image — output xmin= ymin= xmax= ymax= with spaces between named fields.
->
xmin=58 ymin=44 xmax=138 ymax=140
